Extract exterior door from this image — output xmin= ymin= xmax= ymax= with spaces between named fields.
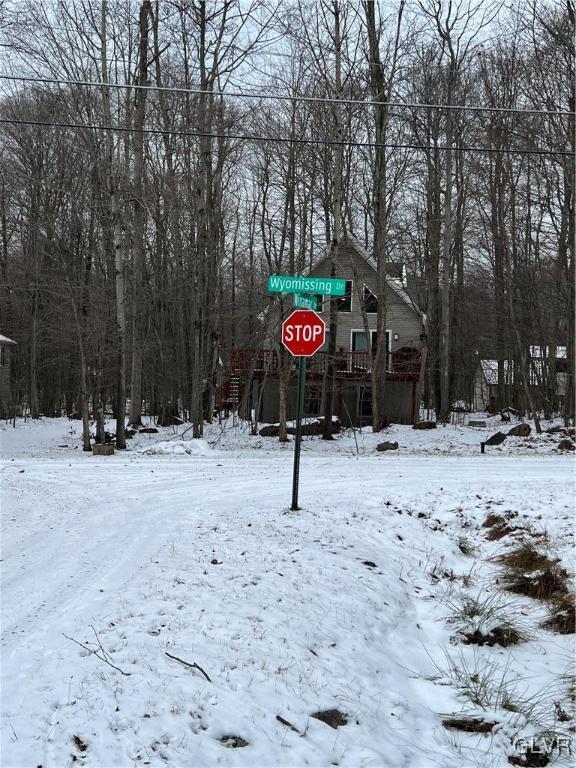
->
xmin=351 ymin=330 xmax=390 ymax=367
xmin=351 ymin=330 xmax=378 ymax=352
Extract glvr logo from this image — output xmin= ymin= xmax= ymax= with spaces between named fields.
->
xmin=513 ymin=736 xmax=573 ymax=756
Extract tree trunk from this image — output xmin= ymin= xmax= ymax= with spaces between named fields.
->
xmin=101 ymin=0 xmax=126 ymax=448
xmin=129 ymin=0 xmax=151 ymax=426
xmin=439 ymin=116 xmax=453 ymax=423
xmin=365 ymin=0 xmax=404 ymax=431
xmin=322 ymin=0 xmax=344 ymax=441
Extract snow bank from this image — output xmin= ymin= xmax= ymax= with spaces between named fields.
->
xmin=141 ymin=438 xmax=214 ymax=456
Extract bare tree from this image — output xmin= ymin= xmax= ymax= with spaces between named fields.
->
xmin=364 ymin=0 xmax=405 ymax=431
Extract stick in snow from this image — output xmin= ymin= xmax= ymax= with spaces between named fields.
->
xmin=276 ymin=715 xmax=301 ymax=734
xmin=90 ymin=625 xmax=110 ymax=661
xmin=63 ymin=633 xmax=130 ymax=676
xmin=164 ymin=652 xmax=212 ymax=682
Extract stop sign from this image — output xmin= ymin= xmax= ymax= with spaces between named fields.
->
xmin=282 ymin=309 xmax=326 ymax=357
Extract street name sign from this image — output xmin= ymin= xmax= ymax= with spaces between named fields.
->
xmin=294 ymin=293 xmax=317 ymax=310
xmin=282 ymin=309 xmax=326 ymax=358
xmin=267 ymin=274 xmax=346 ymax=296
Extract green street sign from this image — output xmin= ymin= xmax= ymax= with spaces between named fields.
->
xmin=267 ymin=274 xmax=346 ymax=296
xmin=294 ymin=293 xmax=317 ymax=310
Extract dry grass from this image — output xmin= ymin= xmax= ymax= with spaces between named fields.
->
xmin=458 ymin=536 xmax=477 ymax=557
xmin=446 ymin=592 xmax=528 ymax=648
xmin=497 ymin=541 xmax=570 ymax=601
xmin=496 ymin=543 xmax=558 ymax=572
xmin=541 ymin=595 xmax=575 ymax=634
xmin=486 ymin=524 xmax=518 ymax=541
xmin=503 ymin=568 xmax=569 ymax=600
xmin=483 ymin=513 xmax=507 ymax=528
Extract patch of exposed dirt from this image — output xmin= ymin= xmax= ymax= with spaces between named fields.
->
xmin=508 ymin=747 xmax=550 ymax=766
xmin=459 ymin=624 xmax=524 ymax=647
xmin=218 ymin=735 xmax=249 ymax=748
xmin=72 ymin=736 xmax=87 ymax=753
xmin=311 ymin=708 xmax=348 ymax=729
xmin=442 ymin=716 xmax=497 ymax=733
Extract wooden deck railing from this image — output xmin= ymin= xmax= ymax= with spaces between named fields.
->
xmin=229 ymin=348 xmax=420 ymax=377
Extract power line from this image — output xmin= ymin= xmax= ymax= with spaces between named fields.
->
xmin=0 ymin=117 xmax=572 ymax=157
xmin=0 ymin=74 xmax=573 ymax=118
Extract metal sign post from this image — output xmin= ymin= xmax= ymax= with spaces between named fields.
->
xmin=290 ymin=356 xmax=306 ymax=511
xmin=269 ymin=276 xmax=344 ymax=511
xmin=281 ymin=309 xmax=326 ymax=511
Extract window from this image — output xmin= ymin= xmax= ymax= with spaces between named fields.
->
xmin=315 ymin=295 xmax=323 ymax=312
xmin=363 ymin=286 xmax=377 ymax=314
xmin=336 ymin=280 xmax=352 ymax=312
xmin=0 ymin=347 xmax=5 ymax=367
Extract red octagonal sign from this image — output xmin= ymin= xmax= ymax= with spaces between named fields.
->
xmin=282 ymin=309 xmax=326 ymax=357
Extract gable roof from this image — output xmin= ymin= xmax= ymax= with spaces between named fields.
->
xmin=312 ymin=236 xmax=424 ymax=319
xmin=0 ymin=334 xmax=16 ymax=345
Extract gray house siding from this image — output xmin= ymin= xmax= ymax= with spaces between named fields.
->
xmin=250 ymin=376 xmax=416 ymax=426
xmin=309 ymin=241 xmax=423 ymax=353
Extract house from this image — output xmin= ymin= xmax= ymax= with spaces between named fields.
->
xmin=474 ymin=346 xmax=568 ymax=412
xmin=307 ymin=237 xmax=424 ymax=357
xmin=221 ymin=238 xmax=425 ymax=426
xmin=0 ymin=334 xmax=17 ymax=418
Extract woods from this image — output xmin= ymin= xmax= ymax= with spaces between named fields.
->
xmin=0 ymin=0 xmax=573 ymax=437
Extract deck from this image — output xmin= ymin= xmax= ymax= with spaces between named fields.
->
xmin=229 ymin=348 xmax=420 ymax=381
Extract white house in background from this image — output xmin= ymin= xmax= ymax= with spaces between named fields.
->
xmin=474 ymin=346 xmax=568 ymax=411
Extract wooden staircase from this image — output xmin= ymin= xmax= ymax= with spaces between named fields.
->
xmin=215 ymin=375 xmax=241 ymax=414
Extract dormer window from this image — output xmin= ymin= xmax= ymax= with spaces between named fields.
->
xmin=363 ymin=286 xmax=377 ymax=314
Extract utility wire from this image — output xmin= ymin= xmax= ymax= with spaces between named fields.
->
xmin=0 ymin=74 xmax=573 ymax=118
xmin=0 ymin=117 xmax=572 ymax=157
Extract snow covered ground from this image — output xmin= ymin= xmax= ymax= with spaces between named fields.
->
xmin=1 ymin=417 xmax=574 ymax=767
xmin=2 ymin=412 xmax=573 ymax=460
